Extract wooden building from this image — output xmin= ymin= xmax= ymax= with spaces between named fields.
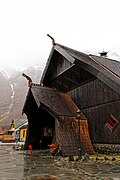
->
xmin=14 ymin=121 xmax=28 ymax=142
xmin=22 ymin=42 xmax=120 ymax=155
xmin=23 ymin=85 xmax=94 ymax=155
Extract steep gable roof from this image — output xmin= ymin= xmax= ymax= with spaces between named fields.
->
xmin=90 ymin=54 xmax=120 ymax=77
xmin=41 ymin=43 xmax=120 ymax=94
xmin=23 ymin=84 xmax=82 ymax=123
xmin=15 ymin=121 xmax=28 ymax=132
xmin=57 ymin=44 xmax=120 ymax=79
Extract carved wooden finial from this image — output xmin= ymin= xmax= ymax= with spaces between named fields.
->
xmin=22 ymin=73 xmax=32 ymax=87
xmin=47 ymin=34 xmax=55 ymax=45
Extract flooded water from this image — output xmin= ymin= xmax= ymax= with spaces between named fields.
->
xmin=0 ymin=145 xmax=120 ymax=180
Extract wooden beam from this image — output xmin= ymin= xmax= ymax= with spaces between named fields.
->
xmin=62 ymin=75 xmax=80 ymax=85
xmin=55 ymin=45 xmax=75 ymax=64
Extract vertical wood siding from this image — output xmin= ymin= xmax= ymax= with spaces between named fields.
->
xmin=69 ymin=79 xmax=120 ymax=143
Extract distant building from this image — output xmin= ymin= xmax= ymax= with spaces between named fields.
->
xmin=8 ymin=119 xmax=15 ymax=135
xmin=1 ymin=119 xmax=16 ymax=143
xmin=14 ymin=121 xmax=28 ymax=142
xmin=0 ymin=127 xmax=4 ymax=141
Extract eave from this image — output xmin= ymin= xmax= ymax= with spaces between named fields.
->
xmin=23 ymin=85 xmax=78 ymax=124
xmin=41 ymin=43 xmax=120 ymax=95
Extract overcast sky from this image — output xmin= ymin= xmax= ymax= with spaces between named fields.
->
xmin=0 ymin=0 xmax=120 ymax=68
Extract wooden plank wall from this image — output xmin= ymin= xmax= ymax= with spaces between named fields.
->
xmin=69 ymin=79 xmax=120 ymax=144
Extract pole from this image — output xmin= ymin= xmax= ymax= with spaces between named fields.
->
xmin=78 ymin=117 xmax=82 ymax=160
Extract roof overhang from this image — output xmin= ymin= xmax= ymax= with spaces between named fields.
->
xmin=41 ymin=44 xmax=120 ymax=94
xmin=23 ymin=85 xmax=80 ymax=123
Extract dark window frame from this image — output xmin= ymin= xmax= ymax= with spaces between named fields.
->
xmin=105 ymin=114 xmax=119 ymax=132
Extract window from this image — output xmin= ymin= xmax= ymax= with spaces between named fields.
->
xmin=23 ymin=130 xmax=26 ymax=138
xmin=44 ymin=127 xmax=52 ymax=137
xmin=105 ymin=114 xmax=119 ymax=132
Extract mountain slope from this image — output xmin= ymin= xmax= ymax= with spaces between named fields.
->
xmin=0 ymin=66 xmax=42 ymax=127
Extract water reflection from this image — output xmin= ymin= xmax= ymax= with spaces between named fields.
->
xmin=0 ymin=145 xmax=24 ymax=179
xmin=0 ymin=145 xmax=120 ymax=179
xmin=23 ymin=150 xmax=56 ymax=178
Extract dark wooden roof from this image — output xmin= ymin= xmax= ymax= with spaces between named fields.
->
xmin=41 ymin=43 xmax=120 ymax=94
xmin=23 ymin=84 xmax=80 ymax=123
xmin=20 ymin=124 xmax=28 ymax=129
xmin=90 ymin=54 xmax=120 ymax=77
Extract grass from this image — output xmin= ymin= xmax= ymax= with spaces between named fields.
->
xmin=90 ymin=154 xmax=120 ymax=161
xmin=62 ymin=154 xmax=120 ymax=162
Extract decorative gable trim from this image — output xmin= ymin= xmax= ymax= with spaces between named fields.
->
xmin=55 ymin=44 xmax=75 ymax=64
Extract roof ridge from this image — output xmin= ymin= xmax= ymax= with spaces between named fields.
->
xmin=32 ymin=83 xmax=41 ymax=86
xmin=89 ymin=55 xmax=120 ymax=79
xmin=56 ymin=43 xmax=89 ymax=57
xmin=89 ymin=54 xmax=120 ymax=63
